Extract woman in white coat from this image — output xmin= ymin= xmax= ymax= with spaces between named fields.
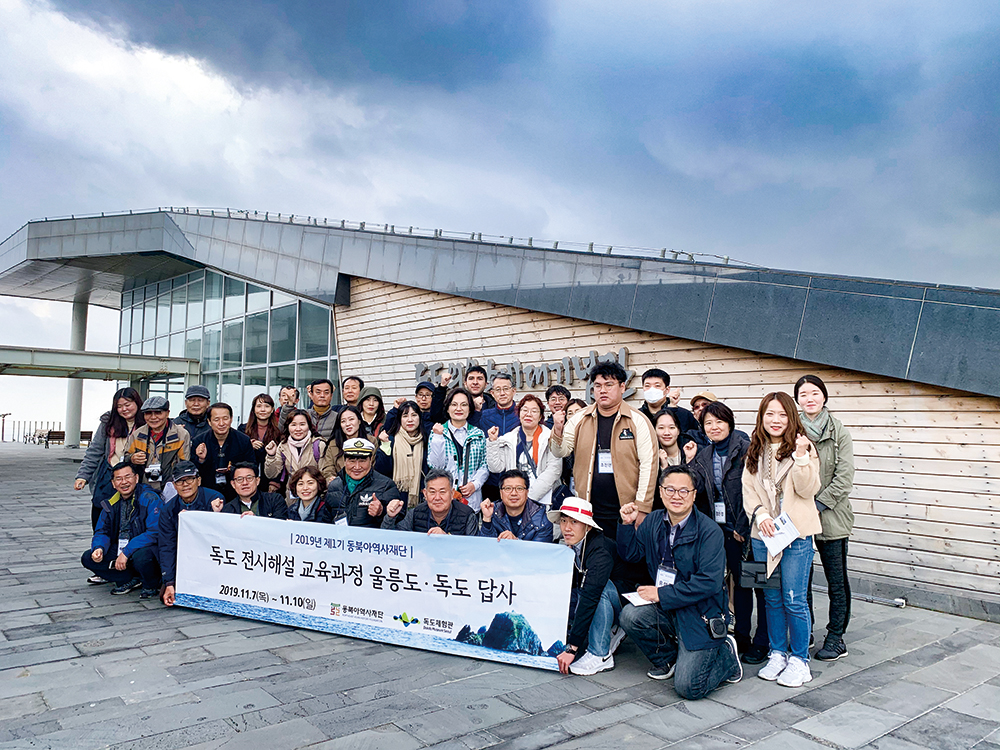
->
xmin=486 ymin=394 xmax=562 ymax=506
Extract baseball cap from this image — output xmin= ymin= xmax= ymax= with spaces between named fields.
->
xmin=185 ymin=385 xmax=211 ymax=400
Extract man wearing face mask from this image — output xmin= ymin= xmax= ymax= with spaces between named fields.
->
xmin=638 ymin=369 xmax=703 ymax=441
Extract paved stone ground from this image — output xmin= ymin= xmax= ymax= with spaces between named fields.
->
xmin=3 ymin=443 xmax=1000 ymax=750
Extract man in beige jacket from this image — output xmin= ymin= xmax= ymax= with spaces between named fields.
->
xmin=550 ymin=361 xmax=658 ymax=541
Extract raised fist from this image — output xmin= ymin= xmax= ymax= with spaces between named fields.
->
xmin=552 ymin=410 xmax=566 ymax=431
xmin=620 ymin=502 xmax=639 ymax=525
xmin=480 ymin=498 xmax=494 ymax=523
xmin=668 ymin=387 xmax=681 ymax=407
xmin=386 ymin=498 xmax=404 ymax=518
xmin=795 ymin=434 xmax=811 ymax=457
xmin=658 ymin=448 xmax=669 ymax=468
xmin=379 ymin=430 xmax=390 ymax=443
xmin=440 ymin=371 xmax=452 ymax=387
xmin=683 ymin=441 xmax=698 ymax=462
xmin=211 ymin=498 xmax=224 ymax=512
xmin=432 ymin=423 xmax=444 ymax=436
xmin=487 ymin=426 xmax=500 ymax=442
xmin=195 ymin=443 xmax=208 ymax=461
xmin=265 ymin=441 xmax=278 ymax=456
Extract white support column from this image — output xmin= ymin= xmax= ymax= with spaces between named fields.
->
xmin=64 ymin=299 xmax=88 ymax=448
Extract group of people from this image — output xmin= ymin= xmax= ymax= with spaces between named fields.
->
xmin=74 ymin=360 xmax=854 ymax=700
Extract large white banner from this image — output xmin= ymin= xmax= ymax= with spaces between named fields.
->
xmin=175 ymin=512 xmax=574 ymax=670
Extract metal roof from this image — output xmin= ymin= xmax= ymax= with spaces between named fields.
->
xmin=1 ymin=208 xmax=998 ymax=398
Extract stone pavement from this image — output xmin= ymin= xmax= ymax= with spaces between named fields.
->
xmin=2 ymin=443 xmax=1000 ymax=750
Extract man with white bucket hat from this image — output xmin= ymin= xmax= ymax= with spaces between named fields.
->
xmin=549 ymin=498 xmax=625 ymax=676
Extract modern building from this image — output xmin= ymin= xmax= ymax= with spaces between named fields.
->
xmin=1 ymin=207 xmax=999 ymax=621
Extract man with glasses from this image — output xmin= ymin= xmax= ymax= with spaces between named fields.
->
xmin=550 ymin=362 xmax=658 ymax=540
xmin=81 ymin=462 xmax=164 ymax=599
xmin=479 ymin=373 xmax=519 ymax=501
xmin=222 ymin=463 xmax=288 ymax=519
xmin=157 ymin=461 xmax=225 ymax=606
xmin=478 ymin=469 xmax=553 ymax=542
xmin=616 ymin=465 xmax=742 ymax=698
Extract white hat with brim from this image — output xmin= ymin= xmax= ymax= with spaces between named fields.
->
xmin=547 ymin=497 xmax=602 ymax=530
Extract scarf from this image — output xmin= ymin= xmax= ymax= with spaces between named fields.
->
xmin=800 ymin=408 xmax=831 ymax=443
xmin=516 ymin=425 xmax=543 ymax=474
xmin=393 ymin=430 xmax=425 ymax=506
xmin=286 ymin=434 xmax=313 ymax=469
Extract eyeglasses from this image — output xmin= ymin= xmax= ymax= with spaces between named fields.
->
xmin=501 ymin=486 xmax=527 ymax=493
xmin=660 ymin=487 xmax=693 ymax=497
xmin=233 ymin=476 xmax=257 ymax=484
xmin=492 ymin=386 xmax=513 ymax=394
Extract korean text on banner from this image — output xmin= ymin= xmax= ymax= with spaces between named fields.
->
xmin=174 ymin=512 xmax=575 ymax=670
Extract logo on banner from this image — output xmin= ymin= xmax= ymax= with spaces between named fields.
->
xmin=394 ymin=612 xmax=421 ymax=627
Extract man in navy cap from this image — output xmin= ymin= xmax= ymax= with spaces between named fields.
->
xmin=158 ymin=460 xmax=225 ymax=606
xmin=175 ymin=385 xmax=213 ymax=444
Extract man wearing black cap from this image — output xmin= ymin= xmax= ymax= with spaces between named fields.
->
xmin=175 ymin=385 xmax=212 ymax=444
xmin=124 ymin=396 xmax=191 ymax=493
xmin=158 ymin=460 xmax=225 ymax=606
xmin=382 ymin=381 xmax=440 ymax=436
xmin=323 ymin=439 xmax=401 ymax=528
xmin=223 ymin=463 xmax=289 ymax=519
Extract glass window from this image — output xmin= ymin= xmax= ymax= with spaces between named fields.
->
xmin=268 ymin=364 xmax=296 ymax=402
xmin=155 ymin=335 xmax=169 ymax=356
xmin=222 ymin=320 xmax=243 ymax=369
xmin=243 ymin=368 xmax=267 ymax=423
xmin=299 ymin=302 xmax=329 ymax=360
xmin=119 ymin=310 xmax=130 ymax=346
xmin=205 ymin=271 xmax=224 ymax=322
xmin=272 ymin=289 xmax=294 ymax=306
xmin=158 ymin=281 xmax=172 ymax=297
xmin=221 ymin=371 xmax=242 ymax=422
xmin=142 ymin=339 xmax=154 ymax=356
xmin=297 ymin=361 xmax=329 ymax=409
xmin=203 ymin=323 xmax=222 ymax=371
xmin=244 ymin=311 xmax=268 ymax=366
xmin=270 ymin=304 xmax=297 ymax=363
xmin=224 ymin=277 xmax=246 ymax=319
xmin=202 ymin=373 xmax=219 ymax=403
xmin=329 ymin=359 xmax=341 ymax=405
xmin=185 ymin=328 xmax=202 ymax=361
xmin=187 ymin=279 xmax=204 ymax=327
xmin=247 ymin=283 xmax=269 ymax=313
xmin=143 ymin=295 xmax=157 ymax=339
xmin=131 ymin=305 xmax=143 ymax=343
xmin=156 ymin=294 xmax=171 ymax=336
xmin=171 ymin=285 xmax=187 ymax=331
xmin=170 ymin=332 xmax=184 ymax=358
xmin=122 ymin=290 xmax=133 ymax=308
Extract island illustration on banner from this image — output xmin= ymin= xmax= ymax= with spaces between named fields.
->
xmin=175 ymin=513 xmax=575 ymax=670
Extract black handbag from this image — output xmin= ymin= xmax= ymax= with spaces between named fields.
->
xmin=739 ymin=508 xmax=781 ymax=590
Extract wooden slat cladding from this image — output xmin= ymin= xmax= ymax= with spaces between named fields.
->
xmin=335 ymin=278 xmax=1000 ymax=600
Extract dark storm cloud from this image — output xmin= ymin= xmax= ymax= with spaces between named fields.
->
xmin=49 ymin=0 xmax=550 ymax=88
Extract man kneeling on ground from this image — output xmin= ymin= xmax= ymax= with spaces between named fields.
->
xmin=81 ymin=462 xmax=164 ymax=599
xmin=382 ymin=468 xmax=477 ymax=535
xmin=158 ymin=460 xmax=225 ymax=606
xmin=617 ymin=465 xmax=743 ymax=699
xmin=551 ymin=498 xmax=624 ymax=676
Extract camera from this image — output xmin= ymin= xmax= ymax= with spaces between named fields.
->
xmin=705 ymin=614 xmax=728 ymax=640
xmin=146 ymin=463 xmax=162 ymax=481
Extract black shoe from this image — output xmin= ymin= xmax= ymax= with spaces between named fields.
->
xmin=87 ymin=574 xmax=109 ymax=585
xmin=647 ymin=663 xmax=675 ymax=680
xmin=111 ymin=578 xmax=142 ymax=595
xmin=741 ymin=644 xmax=768 ymax=665
xmin=815 ymin=636 xmax=848 ymax=661
xmin=808 ymin=633 xmax=815 ymax=649
xmin=138 ymin=587 xmax=159 ymax=600
xmin=725 ymin=636 xmax=743 ymax=684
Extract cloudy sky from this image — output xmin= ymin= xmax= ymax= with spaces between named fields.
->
xmin=0 ymin=0 xmax=998 ymax=432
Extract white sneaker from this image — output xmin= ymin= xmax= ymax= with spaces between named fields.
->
xmin=724 ymin=635 xmax=743 ymax=684
xmin=609 ymin=626 xmax=627 ymax=655
xmin=570 ymin=650 xmax=614 ymax=676
xmin=757 ymin=651 xmax=788 ymax=681
xmin=776 ymin=656 xmax=813 ymax=688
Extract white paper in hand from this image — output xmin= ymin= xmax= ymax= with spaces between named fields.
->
xmin=763 ymin=511 xmax=799 ymax=557
xmin=623 ymin=591 xmax=653 ymax=607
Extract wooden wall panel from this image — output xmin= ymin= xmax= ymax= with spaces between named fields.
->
xmin=335 ymin=278 xmax=1000 ymax=603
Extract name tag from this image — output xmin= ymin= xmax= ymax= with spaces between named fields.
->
xmin=113 ymin=536 xmax=130 ymax=558
xmin=335 ymin=517 xmax=348 ymax=526
xmin=656 ymin=564 xmax=676 ymax=587
xmin=714 ymin=502 xmax=726 ymax=524
xmin=598 ymin=449 xmax=613 ymax=474
xmin=215 ymin=471 xmax=227 ymax=485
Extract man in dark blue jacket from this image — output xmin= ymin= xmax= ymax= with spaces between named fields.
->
xmin=322 ymin=439 xmax=401 ymax=528
xmin=192 ymin=402 xmax=256 ymax=501
xmin=478 ymin=469 xmax=553 ymax=542
xmin=479 ymin=373 xmax=520 ymax=500
xmin=222 ymin=463 xmax=289 ymax=519
xmin=617 ymin=465 xmax=742 ymax=699
xmin=82 ymin=462 xmax=164 ymax=599
xmin=158 ymin=460 xmax=225 ymax=606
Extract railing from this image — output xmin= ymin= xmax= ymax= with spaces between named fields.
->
xmin=27 ymin=206 xmax=762 ymax=268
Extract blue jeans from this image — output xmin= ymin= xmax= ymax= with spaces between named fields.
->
xmin=619 ymin=604 xmax=739 ymax=700
xmin=587 ymin=580 xmax=623 ymax=657
xmin=753 ymin=536 xmax=813 ymax=662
